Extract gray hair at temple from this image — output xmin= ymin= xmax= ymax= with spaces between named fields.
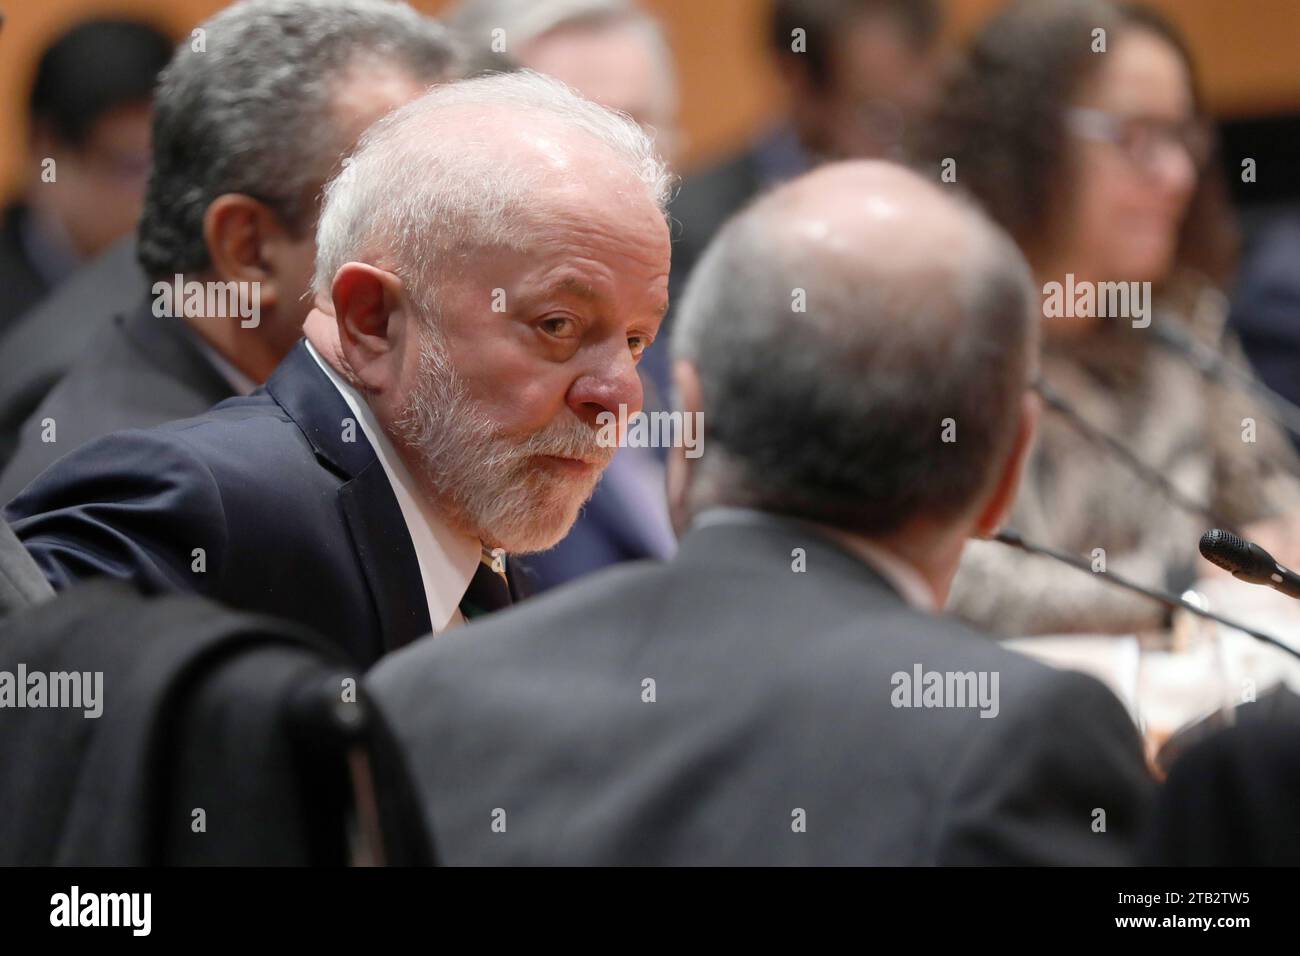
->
xmin=313 ymin=70 xmax=673 ymax=317
xmin=137 ymin=0 xmax=462 ymax=278
xmin=672 ymin=162 xmax=1038 ymax=537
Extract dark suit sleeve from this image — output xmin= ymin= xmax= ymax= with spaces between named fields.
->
xmin=931 ymin=668 xmax=1155 ymax=865
xmin=1229 ymin=220 xmax=1300 ymax=422
xmin=1 ymin=428 xmax=229 ymax=596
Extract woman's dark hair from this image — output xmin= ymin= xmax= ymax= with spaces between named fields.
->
xmin=923 ymin=0 xmax=1236 ymax=287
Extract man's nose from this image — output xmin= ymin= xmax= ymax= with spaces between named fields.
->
xmin=566 ymin=343 xmax=644 ymax=429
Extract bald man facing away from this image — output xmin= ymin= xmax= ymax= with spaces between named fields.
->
xmin=368 ymin=161 xmax=1155 ymax=865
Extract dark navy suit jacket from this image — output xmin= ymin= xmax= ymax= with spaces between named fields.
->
xmin=1230 ymin=213 xmax=1300 ymax=452
xmin=3 ymin=342 xmax=432 ymax=667
xmin=0 ymin=297 xmax=235 ymax=503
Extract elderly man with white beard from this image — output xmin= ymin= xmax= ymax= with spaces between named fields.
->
xmin=5 ymin=71 xmax=673 ymax=666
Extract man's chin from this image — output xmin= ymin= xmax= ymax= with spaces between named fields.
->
xmin=481 ymin=481 xmax=600 ymax=555
xmin=453 ymin=452 xmax=609 ymax=553
xmin=483 ymin=509 xmax=582 ymax=555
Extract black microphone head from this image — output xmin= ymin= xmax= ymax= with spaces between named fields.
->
xmin=1199 ymin=528 xmax=1248 ymax=572
xmin=1199 ymin=528 xmax=1266 ymax=578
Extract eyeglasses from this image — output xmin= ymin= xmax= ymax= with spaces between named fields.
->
xmin=1066 ymin=107 xmax=1212 ymax=172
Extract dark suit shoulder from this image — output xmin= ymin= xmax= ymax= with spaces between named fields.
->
xmin=371 ymin=522 xmax=1152 ymax=864
xmin=5 ymin=425 xmax=232 ymax=594
xmin=0 ymin=204 xmax=51 ymax=333
xmin=7 ymin=393 xmax=305 ymax=548
xmin=156 ymin=390 xmax=294 ymax=435
xmin=130 ymin=395 xmax=331 ymax=510
xmin=928 ymin=663 xmax=1153 ymax=865
xmin=0 ymin=240 xmax=145 ymax=408
xmin=0 ymin=313 xmax=236 ymax=502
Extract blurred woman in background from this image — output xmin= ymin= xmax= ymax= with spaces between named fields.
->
xmin=930 ymin=0 xmax=1300 ymax=635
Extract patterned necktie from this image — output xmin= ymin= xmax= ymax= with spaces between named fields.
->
xmin=459 ymin=548 xmax=512 ymax=620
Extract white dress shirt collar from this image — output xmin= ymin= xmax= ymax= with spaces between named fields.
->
xmin=304 ymin=340 xmax=482 ymax=634
xmin=190 ymin=335 xmax=258 ymax=397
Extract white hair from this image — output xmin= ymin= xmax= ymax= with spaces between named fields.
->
xmin=312 ymin=69 xmax=673 ymax=308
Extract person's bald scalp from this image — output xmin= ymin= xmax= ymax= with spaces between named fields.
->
xmin=672 ymin=159 xmax=1038 ymax=538
xmin=736 ymin=162 xmax=1008 ymax=339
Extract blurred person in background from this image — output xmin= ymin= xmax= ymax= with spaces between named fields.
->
xmin=1229 ymin=216 xmax=1300 ymax=455
xmin=930 ymin=0 xmax=1300 ymax=637
xmin=447 ymin=0 xmax=680 ymax=592
xmin=0 ymin=0 xmax=462 ymax=503
xmin=446 ymin=0 xmax=678 ymax=161
xmin=0 ymin=18 xmax=172 ymax=335
xmin=669 ymin=0 xmax=944 ymax=302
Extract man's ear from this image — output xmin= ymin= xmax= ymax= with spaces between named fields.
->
xmin=666 ymin=357 xmax=704 ymax=538
xmin=203 ymin=194 xmax=291 ymax=311
xmin=972 ymin=390 xmax=1040 ymax=539
xmin=331 ymin=261 xmax=406 ymax=390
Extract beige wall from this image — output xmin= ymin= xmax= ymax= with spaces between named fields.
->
xmin=1 ymin=0 xmax=1297 ymax=199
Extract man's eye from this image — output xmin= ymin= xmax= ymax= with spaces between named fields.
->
xmin=540 ymin=316 xmax=577 ymax=337
xmin=628 ymin=336 xmax=648 ymax=359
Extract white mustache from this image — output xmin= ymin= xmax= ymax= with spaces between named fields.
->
xmin=513 ymin=418 xmax=614 ymax=467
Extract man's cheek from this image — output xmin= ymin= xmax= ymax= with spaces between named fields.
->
xmin=500 ymin=381 xmax=571 ymax=431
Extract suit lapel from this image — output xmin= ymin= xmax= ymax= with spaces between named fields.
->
xmin=267 ymin=343 xmax=432 ymax=649
xmin=120 ymin=297 xmax=234 ymax=406
xmin=338 ymin=459 xmax=432 ymax=650
xmin=264 ymin=343 xmax=374 ymax=477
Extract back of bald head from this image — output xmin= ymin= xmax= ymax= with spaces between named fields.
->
xmin=673 ymin=160 xmax=1037 ymax=537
